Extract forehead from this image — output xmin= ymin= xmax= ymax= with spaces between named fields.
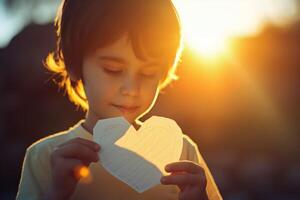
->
xmin=92 ymin=34 xmax=164 ymax=67
xmin=93 ymin=35 xmax=134 ymax=57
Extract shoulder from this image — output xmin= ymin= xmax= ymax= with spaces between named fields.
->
xmin=16 ymin=122 xmax=85 ymax=197
xmin=16 ymin=125 xmax=82 ymax=199
xmin=27 ymin=131 xmax=68 ymax=155
xmin=26 ymin=121 xmax=83 ymax=158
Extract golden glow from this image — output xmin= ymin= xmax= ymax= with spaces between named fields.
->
xmin=74 ymin=165 xmax=92 ymax=184
xmin=188 ymin=35 xmax=229 ymax=59
xmin=170 ymin=0 xmax=298 ymax=134
xmin=78 ymin=166 xmax=90 ymax=178
xmin=224 ymin=51 xmax=290 ymax=133
xmin=173 ymin=0 xmax=299 ymax=59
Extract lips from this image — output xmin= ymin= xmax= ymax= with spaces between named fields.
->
xmin=112 ymin=104 xmax=140 ymax=114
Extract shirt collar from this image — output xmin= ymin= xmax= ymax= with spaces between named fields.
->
xmin=70 ymin=119 xmax=93 ymax=141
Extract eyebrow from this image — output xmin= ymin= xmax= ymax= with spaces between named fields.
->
xmin=97 ymin=55 xmax=163 ymax=68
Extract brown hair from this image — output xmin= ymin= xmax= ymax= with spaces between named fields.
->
xmin=45 ymin=0 xmax=183 ymax=111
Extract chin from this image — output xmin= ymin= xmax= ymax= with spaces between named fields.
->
xmin=123 ymin=115 xmax=136 ymax=124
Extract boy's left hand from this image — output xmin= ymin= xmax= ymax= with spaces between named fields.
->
xmin=160 ymin=160 xmax=208 ymax=200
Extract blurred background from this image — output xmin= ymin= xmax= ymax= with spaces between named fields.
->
xmin=0 ymin=0 xmax=299 ymax=199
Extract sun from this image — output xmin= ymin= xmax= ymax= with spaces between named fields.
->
xmin=186 ymin=34 xmax=229 ymax=59
xmin=173 ymin=0 xmax=232 ymax=59
xmin=173 ymin=0 xmax=299 ymax=59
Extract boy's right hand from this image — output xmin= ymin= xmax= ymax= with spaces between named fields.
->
xmin=44 ymin=138 xmax=100 ymax=200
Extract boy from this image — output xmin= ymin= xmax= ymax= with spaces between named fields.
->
xmin=17 ymin=0 xmax=222 ymax=199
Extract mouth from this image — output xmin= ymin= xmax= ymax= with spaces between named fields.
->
xmin=112 ymin=104 xmax=140 ymax=114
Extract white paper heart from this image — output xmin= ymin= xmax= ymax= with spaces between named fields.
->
xmin=93 ymin=116 xmax=183 ymax=193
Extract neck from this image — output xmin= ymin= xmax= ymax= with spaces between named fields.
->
xmin=82 ymin=111 xmax=98 ymax=134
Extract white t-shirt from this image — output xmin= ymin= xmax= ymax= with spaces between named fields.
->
xmin=16 ymin=120 xmax=222 ymax=200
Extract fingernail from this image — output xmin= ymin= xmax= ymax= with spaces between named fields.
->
xmin=160 ymin=177 xmax=166 ymax=183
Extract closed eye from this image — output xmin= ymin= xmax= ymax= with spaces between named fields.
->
xmin=140 ymin=68 xmax=158 ymax=78
xmin=102 ymin=65 xmax=123 ymax=74
xmin=141 ymin=72 xmax=156 ymax=78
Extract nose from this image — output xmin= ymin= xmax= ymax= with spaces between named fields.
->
xmin=120 ymin=75 xmax=140 ymax=97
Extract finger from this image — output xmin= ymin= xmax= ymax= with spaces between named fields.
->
xmin=161 ymin=173 xmax=205 ymax=186
xmin=179 ymin=188 xmax=209 ymax=200
xmin=57 ymin=158 xmax=90 ymax=180
xmin=57 ymin=137 xmax=100 ymax=152
xmin=170 ymin=172 xmax=187 ymax=191
xmin=73 ymin=164 xmax=91 ymax=180
xmin=177 ymin=184 xmax=186 ymax=192
xmin=165 ymin=160 xmax=204 ymax=174
xmin=54 ymin=143 xmax=99 ymax=162
xmin=54 ymin=158 xmax=82 ymax=178
xmin=179 ymin=190 xmax=194 ymax=200
xmin=60 ymin=158 xmax=83 ymax=173
xmin=178 ymin=190 xmax=205 ymax=200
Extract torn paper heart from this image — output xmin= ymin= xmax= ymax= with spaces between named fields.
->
xmin=93 ymin=116 xmax=183 ymax=193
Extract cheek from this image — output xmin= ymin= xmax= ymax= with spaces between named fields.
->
xmin=90 ymin=80 xmax=118 ymax=102
xmin=83 ymin=68 xmax=117 ymax=104
xmin=141 ymin=81 xmax=160 ymax=105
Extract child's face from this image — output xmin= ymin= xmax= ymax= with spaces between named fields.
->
xmin=82 ymin=34 xmax=165 ymax=124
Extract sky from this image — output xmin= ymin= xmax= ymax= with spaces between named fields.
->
xmin=173 ymin=0 xmax=300 ymax=56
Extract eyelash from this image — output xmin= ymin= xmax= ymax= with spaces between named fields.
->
xmin=141 ymin=73 xmax=156 ymax=78
xmin=102 ymin=66 xmax=156 ymax=78
xmin=103 ymin=68 xmax=122 ymax=73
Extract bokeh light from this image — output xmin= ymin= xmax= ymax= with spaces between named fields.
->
xmin=74 ymin=165 xmax=92 ymax=184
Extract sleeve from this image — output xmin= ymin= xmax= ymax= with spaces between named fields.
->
xmin=16 ymin=144 xmax=52 ymax=200
xmin=186 ymin=137 xmax=223 ymax=200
